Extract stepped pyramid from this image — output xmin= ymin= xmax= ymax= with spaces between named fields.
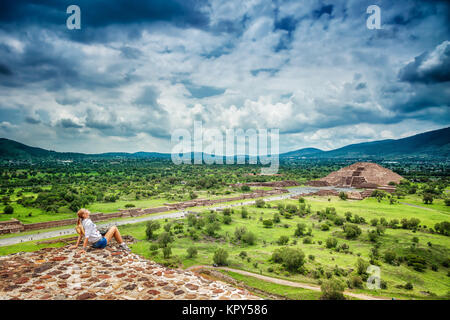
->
xmin=320 ymin=162 xmax=403 ymax=188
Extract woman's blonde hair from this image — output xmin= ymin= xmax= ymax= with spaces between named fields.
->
xmin=76 ymin=208 xmax=89 ymax=236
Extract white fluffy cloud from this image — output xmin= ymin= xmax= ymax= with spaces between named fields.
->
xmin=0 ymin=0 xmax=448 ymax=153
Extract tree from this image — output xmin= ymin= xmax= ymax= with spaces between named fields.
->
xmin=157 ymin=231 xmax=173 ymax=248
xmin=145 ymin=220 xmax=161 ymax=240
xmin=423 ymin=193 xmax=433 ymax=204
xmin=3 ymin=205 xmax=13 ymax=214
xmin=213 ymin=248 xmax=228 ymax=266
xmin=271 ymin=247 xmax=305 ymax=272
xmin=281 ymin=248 xmax=305 ymax=272
xmin=434 ymin=221 xmax=450 ymax=236
xmin=320 ymin=279 xmax=346 ymax=300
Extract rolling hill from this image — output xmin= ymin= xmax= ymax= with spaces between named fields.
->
xmin=0 ymin=126 xmax=449 ymax=161
xmin=281 ymin=127 xmax=450 ymax=159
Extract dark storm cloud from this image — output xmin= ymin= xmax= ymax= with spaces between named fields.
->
xmin=0 ymin=64 xmax=12 ymax=75
xmin=398 ymin=41 xmax=450 ymax=84
xmin=0 ymin=0 xmax=209 ymax=28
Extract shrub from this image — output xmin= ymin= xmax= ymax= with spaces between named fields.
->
xmin=186 ymin=246 xmax=198 ymax=258
xmin=3 ymin=205 xmax=13 ymax=215
xmin=277 ymin=235 xmax=290 ymax=245
xmin=294 ymin=223 xmax=307 ymax=237
xmin=271 ymin=247 xmax=305 ymax=272
xmin=342 ymin=223 xmax=362 ymax=239
xmin=404 ymin=282 xmax=413 ymax=290
xmin=384 ymin=250 xmax=397 ymax=264
xmin=273 ymin=213 xmax=280 ymax=223
xmin=213 ymin=248 xmax=228 ymax=266
xmin=205 ymin=221 xmax=221 ymax=237
xmin=339 ymin=192 xmax=347 ymax=200
xmin=222 ymin=215 xmax=232 ymax=225
xmin=370 ymin=218 xmax=379 ymax=226
xmin=145 ymin=220 xmax=161 ymax=240
xmin=368 ymin=230 xmax=379 ymax=242
xmin=333 ymin=217 xmax=345 ymax=226
xmin=263 ymin=219 xmax=273 ymax=228
xmin=241 ymin=208 xmax=248 ymax=219
xmin=303 ymin=237 xmax=313 ymax=244
xmin=320 ymin=279 xmax=346 ymax=300
xmin=234 ymin=226 xmax=247 ymax=240
xmin=320 ymin=223 xmax=330 ymax=231
xmin=356 ymin=258 xmax=370 ymax=275
xmin=434 ymin=221 xmax=450 ymax=236
xmin=405 ymin=254 xmax=426 ymax=272
xmin=445 ymin=198 xmax=450 ymax=206
xmin=326 ymin=237 xmax=338 ymax=248
xmin=348 ymin=275 xmax=363 ymax=289
xmin=149 ymin=243 xmax=159 ymax=252
xmin=242 ymin=231 xmax=257 ymax=245
xmin=162 ymin=246 xmax=172 ymax=259
xmin=255 ymin=199 xmax=265 ymax=208
xmin=239 ymin=251 xmax=247 ymax=259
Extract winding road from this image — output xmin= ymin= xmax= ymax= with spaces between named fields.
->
xmin=0 ymin=191 xmax=299 ymax=247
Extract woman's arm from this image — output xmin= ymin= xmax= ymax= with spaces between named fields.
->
xmin=70 ymin=234 xmax=82 ymax=249
xmin=80 ymin=237 xmax=89 ymax=252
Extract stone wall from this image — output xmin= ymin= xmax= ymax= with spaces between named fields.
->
xmin=0 ymin=188 xmax=288 ymax=235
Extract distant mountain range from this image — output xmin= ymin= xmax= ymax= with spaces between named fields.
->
xmin=282 ymin=127 xmax=450 ymax=160
xmin=0 ymin=126 xmax=449 ymax=161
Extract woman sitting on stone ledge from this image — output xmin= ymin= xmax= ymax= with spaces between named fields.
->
xmin=71 ymin=208 xmax=130 ymax=252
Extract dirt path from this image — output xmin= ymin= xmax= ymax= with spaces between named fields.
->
xmin=187 ymin=265 xmax=389 ymax=300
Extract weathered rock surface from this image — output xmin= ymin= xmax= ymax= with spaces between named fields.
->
xmin=0 ymin=246 xmax=260 ymax=300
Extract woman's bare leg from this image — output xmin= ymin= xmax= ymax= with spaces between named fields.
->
xmin=105 ymin=226 xmax=123 ymax=244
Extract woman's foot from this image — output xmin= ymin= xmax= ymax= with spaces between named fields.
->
xmin=119 ymin=242 xmax=131 ymax=252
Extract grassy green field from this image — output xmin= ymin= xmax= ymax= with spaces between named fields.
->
xmin=119 ymin=196 xmax=450 ymax=300
xmin=1 ymin=193 xmax=448 ymax=300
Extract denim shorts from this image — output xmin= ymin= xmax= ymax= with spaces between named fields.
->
xmin=92 ymin=237 xmax=108 ymax=249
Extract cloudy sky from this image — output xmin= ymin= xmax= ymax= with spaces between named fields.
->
xmin=0 ymin=0 xmax=449 ymax=154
